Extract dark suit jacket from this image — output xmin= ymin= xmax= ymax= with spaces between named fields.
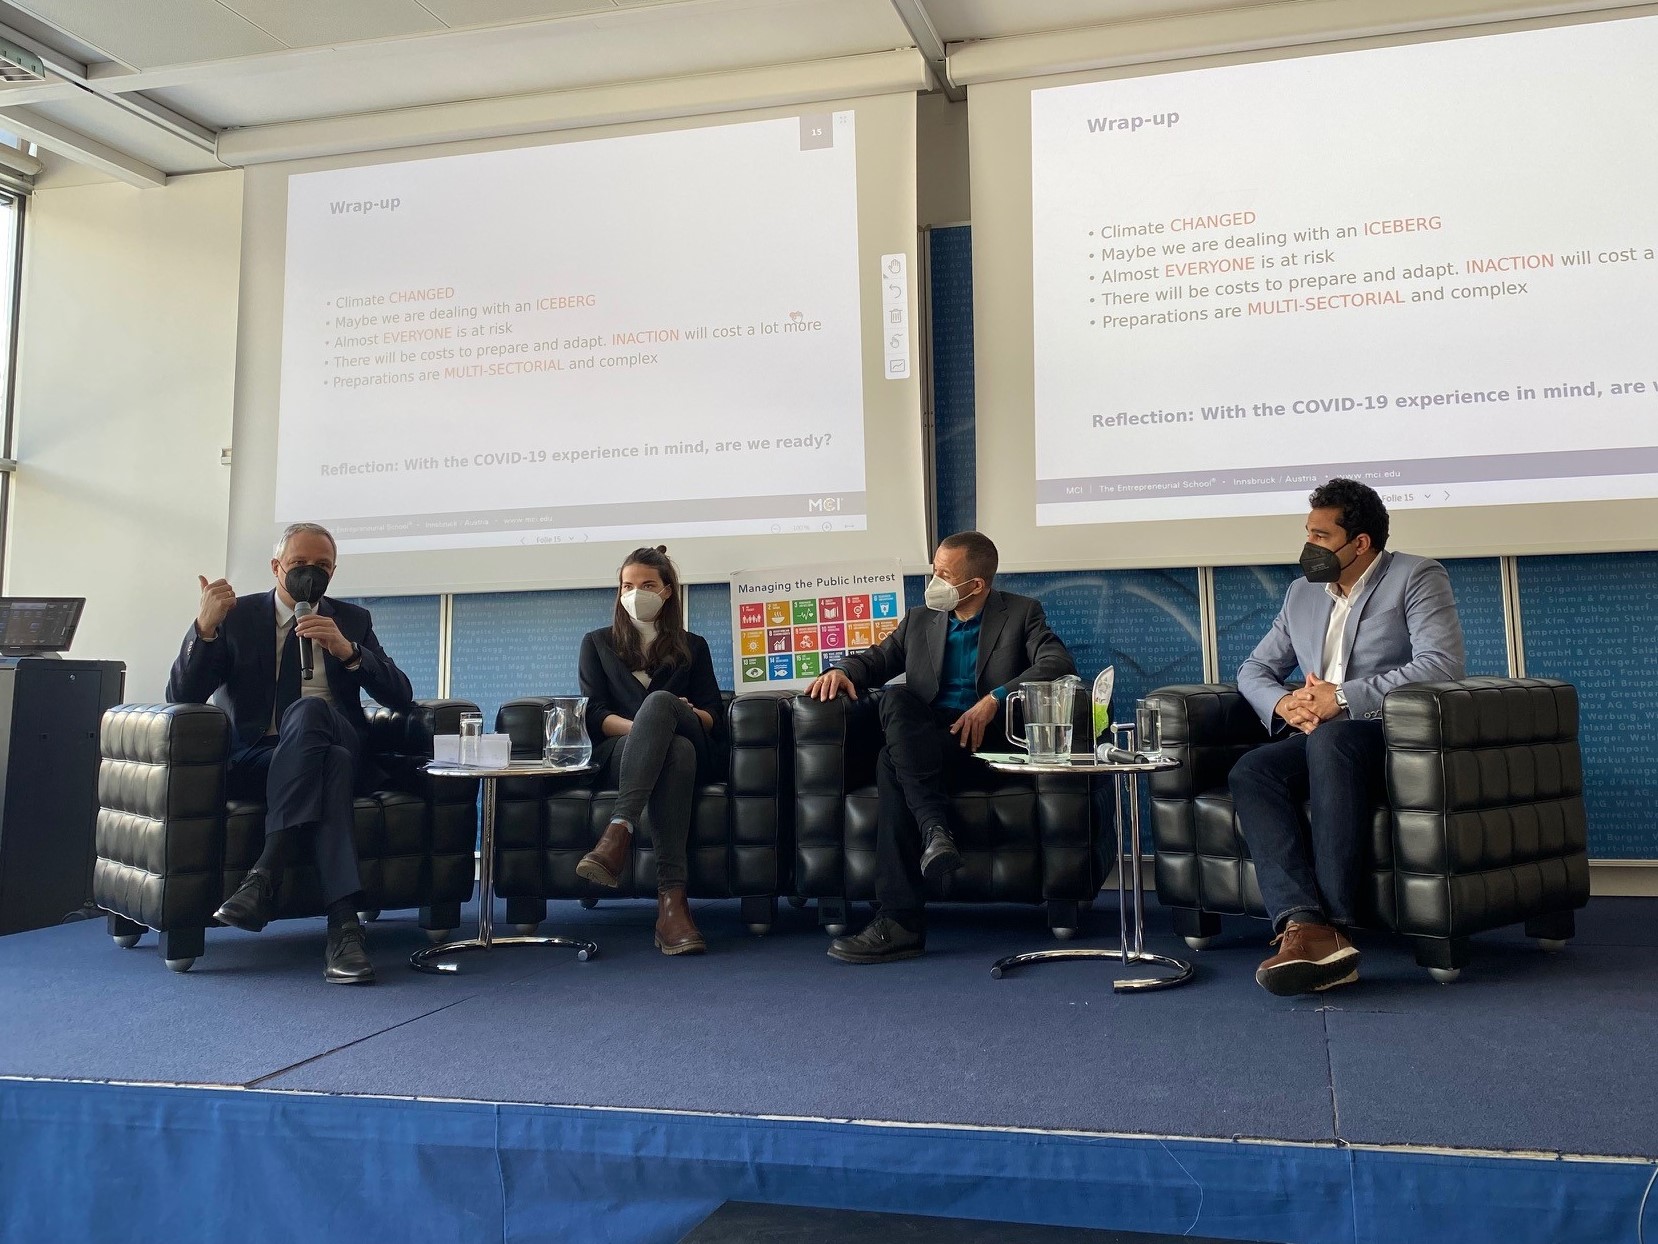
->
xmin=578 ymin=627 xmax=725 ymax=781
xmin=831 ymin=589 xmax=1076 ymax=705
xmin=166 ymin=590 xmax=415 ymax=754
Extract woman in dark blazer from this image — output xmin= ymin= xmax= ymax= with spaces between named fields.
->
xmin=575 ymin=546 xmax=724 ymax=954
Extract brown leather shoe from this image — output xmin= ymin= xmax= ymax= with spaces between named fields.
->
xmin=575 ymin=818 xmax=631 ymax=888
xmin=1255 ymin=921 xmax=1359 ymax=996
xmin=654 ymin=885 xmax=707 ymax=956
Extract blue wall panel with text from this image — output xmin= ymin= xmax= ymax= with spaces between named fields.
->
xmin=1213 ymin=565 xmax=1300 ymax=682
xmin=1518 ymin=553 xmax=1658 ymax=859
xmin=687 ymin=582 xmax=732 ymax=688
xmin=345 ymin=595 xmax=441 ymax=703
xmin=999 ymin=569 xmax=1204 ymax=724
xmin=449 ymin=589 xmax=613 ymax=731
xmin=1443 ymin=557 xmax=1507 ymax=677
xmin=929 ymin=225 xmax=976 ymax=538
xmin=1213 ymin=557 xmax=1506 ymax=683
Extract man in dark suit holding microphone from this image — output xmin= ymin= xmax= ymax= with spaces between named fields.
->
xmin=167 ymin=522 xmax=415 ymax=984
xmin=804 ymin=531 xmax=1076 ymax=963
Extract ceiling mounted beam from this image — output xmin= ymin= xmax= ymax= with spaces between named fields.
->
xmin=0 ymin=80 xmax=77 ymax=107
xmin=80 ymin=85 xmax=218 ymax=152
xmin=887 ymin=0 xmax=962 ymax=101
xmin=218 ymin=48 xmax=930 ymax=167
xmin=0 ymin=18 xmax=218 ymax=156
xmin=0 ymin=144 xmax=43 ymax=177
xmin=0 ymin=109 xmax=166 ymax=187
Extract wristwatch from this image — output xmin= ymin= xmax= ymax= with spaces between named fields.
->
xmin=1334 ymin=687 xmax=1349 ymax=713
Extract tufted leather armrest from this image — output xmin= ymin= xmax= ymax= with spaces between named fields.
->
xmin=497 ymin=691 xmax=786 ymax=784
xmin=367 ymin=698 xmax=479 ymax=758
xmin=497 ymin=696 xmax=559 ymax=760
xmin=1144 ymin=684 xmax=1269 ymax=800
xmin=1385 ymin=678 xmax=1589 ymax=908
xmin=94 ymin=704 xmax=232 ymax=931
xmin=727 ymin=691 xmax=790 ymax=793
xmin=789 ymin=693 xmax=870 ymax=804
xmin=1385 ymin=677 xmax=1578 ymax=755
xmin=367 ymin=698 xmax=481 ymax=794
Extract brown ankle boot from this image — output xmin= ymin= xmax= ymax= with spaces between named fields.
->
xmin=575 ymin=819 xmax=631 ymax=888
xmin=654 ymin=886 xmax=706 ymax=956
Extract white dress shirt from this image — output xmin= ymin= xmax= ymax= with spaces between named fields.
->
xmin=274 ymin=596 xmax=336 ymax=708
xmin=1319 ymin=553 xmax=1382 ymax=685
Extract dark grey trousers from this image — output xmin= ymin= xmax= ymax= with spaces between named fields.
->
xmin=227 ymin=697 xmax=363 ymax=905
xmin=605 ymin=690 xmax=700 ymax=890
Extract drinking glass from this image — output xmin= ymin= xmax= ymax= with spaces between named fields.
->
xmin=1135 ymin=701 xmax=1162 ymax=759
xmin=458 ymin=711 xmax=483 ymax=765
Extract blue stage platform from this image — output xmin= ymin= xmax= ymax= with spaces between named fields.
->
xmin=2 ymin=896 xmax=1656 ymax=1243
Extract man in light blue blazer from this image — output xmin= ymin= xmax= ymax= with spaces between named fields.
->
xmin=1232 ymin=478 xmax=1465 ymax=996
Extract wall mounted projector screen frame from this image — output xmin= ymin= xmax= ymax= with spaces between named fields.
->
xmin=230 ymin=91 xmax=923 ymax=594
xmin=968 ymin=9 xmax=1658 ymax=572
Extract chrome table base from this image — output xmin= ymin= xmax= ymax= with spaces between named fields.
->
xmin=989 ymin=946 xmax=1195 ymax=992
xmin=412 ymin=762 xmax=599 ymax=975
xmin=410 ymin=933 xmax=596 ymax=975
xmin=985 ymin=740 xmax=1194 ymax=993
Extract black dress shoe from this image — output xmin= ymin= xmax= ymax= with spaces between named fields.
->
xmin=214 ymin=868 xmax=277 ymax=932
xmin=827 ymin=914 xmax=925 ymax=964
xmin=324 ymin=922 xmax=377 ymax=985
xmin=919 ymin=825 xmax=963 ymax=879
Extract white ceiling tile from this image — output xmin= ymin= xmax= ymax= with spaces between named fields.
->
xmin=416 ymin=0 xmax=618 ymax=23
xmin=925 ymin=0 xmax=1245 ymax=43
xmin=0 ymin=5 xmax=116 ymax=68
xmin=5 ymin=0 xmax=284 ymax=68
xmin=216 ymin=0 xmax=447 ymax=48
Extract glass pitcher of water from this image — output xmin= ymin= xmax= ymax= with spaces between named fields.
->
xmin=1004 ymin=677 xmax=1079 ymax=762
xmin=543 ymin=696 xmax=592 ymax=769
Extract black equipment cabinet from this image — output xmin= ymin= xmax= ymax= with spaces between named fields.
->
xmin=0 ymin=658 xmax=126 ymax=934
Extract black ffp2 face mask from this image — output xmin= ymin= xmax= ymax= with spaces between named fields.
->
xmin=1298 ymin=539 xmax=1355 ymax=584
xmin=285 ymin=564 xmax=331 ymax=604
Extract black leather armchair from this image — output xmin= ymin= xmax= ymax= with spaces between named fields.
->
xmin=489 ymin=691 xmax=792 ymax=933
xmin=789 ymin=692 xmax=1105 ymax=937
xmin=94 ymin=699 xmax=481 ymax=971
xmin=1146 ymin=677 xmax=1590 ymax=980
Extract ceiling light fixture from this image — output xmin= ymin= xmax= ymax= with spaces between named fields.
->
xmin=0 ymin=38 xmax=45 ymax=83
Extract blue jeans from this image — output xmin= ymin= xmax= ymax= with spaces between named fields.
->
xmin=1228 ymin=718 xmax=1386 ymax=932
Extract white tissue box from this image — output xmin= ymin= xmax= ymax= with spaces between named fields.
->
xmin=433 ymin=734 xmax=512 ymax=768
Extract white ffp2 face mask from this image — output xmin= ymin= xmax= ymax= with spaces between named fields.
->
xmin=621 ymin=587 xmax=665 ymax=623
xmin=925 ymin=575 xmax=971 ymax=612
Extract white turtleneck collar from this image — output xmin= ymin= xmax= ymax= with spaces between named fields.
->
xmin=629 ymin=617 xmax=658 ymax=686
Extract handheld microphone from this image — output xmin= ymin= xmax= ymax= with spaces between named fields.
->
xmin=294 ymin=601 xmax=315 ymax=680
xmin=1102 ymin=745 xmax=1148 ymax=765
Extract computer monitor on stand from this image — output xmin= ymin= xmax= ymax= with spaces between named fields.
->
xmin=0 ymin=597 xmax=86 ymax=659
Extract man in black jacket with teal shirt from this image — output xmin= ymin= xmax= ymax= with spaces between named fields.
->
xmin=804 ymin=530 xmax=1077 ymax=963
xmin=167 ymin=522 xmax=414 ymax=984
